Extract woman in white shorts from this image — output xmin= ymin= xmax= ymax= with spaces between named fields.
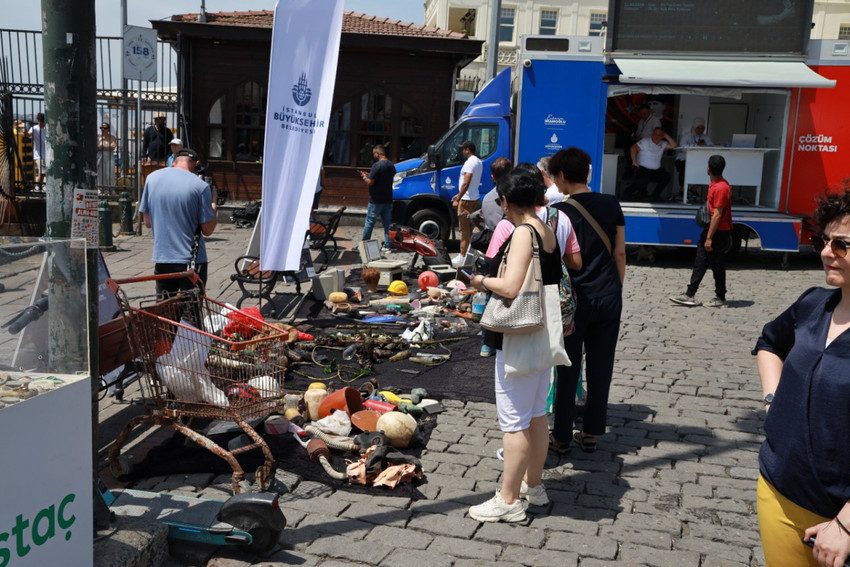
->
xmin=467 ymin=166 xmax=564 ymax=523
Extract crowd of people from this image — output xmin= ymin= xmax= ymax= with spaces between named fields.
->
xmin=20 ymin=106 xmax=845 ymax=565
xmin=459 ymin=146 xmax=627 ymax=523
xmin=11 ymin=111 xmax=184 ymax=194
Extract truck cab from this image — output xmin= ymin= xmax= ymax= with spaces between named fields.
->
xmin=391 ymin=69 xmax=512 ymax=241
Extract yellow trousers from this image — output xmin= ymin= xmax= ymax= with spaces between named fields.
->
xmin=757 ymin=475 xmax=829 ymax=567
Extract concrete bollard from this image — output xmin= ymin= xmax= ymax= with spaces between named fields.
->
xmin=118 ymin=191 xmax=135 ymax=236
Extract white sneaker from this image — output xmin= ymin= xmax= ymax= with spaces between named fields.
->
xmin=520 ymin=481 xmax=550 ymax=506
xmin=451 ymin=255 xmax=465 ymax=267
xmin=468 ymin=492 xmax=527 ymax=523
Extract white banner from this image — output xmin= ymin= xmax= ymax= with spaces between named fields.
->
xmin=260 ymin=0 xmax=344 ymax=271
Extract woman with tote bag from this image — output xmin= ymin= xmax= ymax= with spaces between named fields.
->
xmin=467 ymin=167 xmax=567 ymax=523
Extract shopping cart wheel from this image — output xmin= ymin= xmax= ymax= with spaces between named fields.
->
xmin=228 ymin=512 xmax=281 ymax=553
xmin=110 ymin=455 xmax=133 ymax=478
xmin=255 ymin=465 xmax=276 ymax=492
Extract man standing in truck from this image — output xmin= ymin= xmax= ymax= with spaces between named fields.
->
xmin=624 ymin=127 xmax=677 ymax=202
xmin=451 ymin=140 xmax=483 ymax=266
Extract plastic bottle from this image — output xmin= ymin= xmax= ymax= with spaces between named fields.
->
xmin=342 ymin=344 xmax=358 ymax=361
xmin=471 ymin=291 xmax=487 ymax=322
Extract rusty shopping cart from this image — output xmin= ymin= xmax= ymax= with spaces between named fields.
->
xmin=106 ymin=271 xmax=288 ymax=494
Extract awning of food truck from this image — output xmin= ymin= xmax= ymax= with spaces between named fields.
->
xmin=614 ymin=58 xmax=836 ymax=89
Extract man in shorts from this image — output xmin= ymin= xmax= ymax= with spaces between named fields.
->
xmin=451 ymin=140 xmax=483 ymax=266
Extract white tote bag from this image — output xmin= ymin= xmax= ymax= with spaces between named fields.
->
xmin=502 ymin=284 xmax=570 ymax=379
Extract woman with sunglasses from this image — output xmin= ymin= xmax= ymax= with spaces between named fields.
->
xmin=467 ymin=167 xmax=563 ymax=523
xmin=755 ymin=187 xmax=850 ymax=567
xmin=96 ymin=122 xmax=117 ymax=191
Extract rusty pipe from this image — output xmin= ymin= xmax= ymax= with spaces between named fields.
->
xmin=304 ymin=424 xmax=357 ymax=452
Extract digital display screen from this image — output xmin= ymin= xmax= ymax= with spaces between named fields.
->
xmin=609 ymin=0 xmax=811 ymax=54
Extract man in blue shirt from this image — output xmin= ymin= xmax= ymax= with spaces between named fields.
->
xmin=140 ymin=148 xmax=217 ymax=297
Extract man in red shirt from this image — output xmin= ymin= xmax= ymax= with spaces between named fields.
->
xmin=669 ymin=154 xmax=732 ymax=307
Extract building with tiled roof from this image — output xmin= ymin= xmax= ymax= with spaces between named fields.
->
xmin=166 ymin=10 xmax=468 ymax=39
xmin=152 ymin=10 xmax=482 ymax=206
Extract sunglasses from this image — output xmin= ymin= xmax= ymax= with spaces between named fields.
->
xmin=100 ymin=126 xmax=109 ymax=130
xmin=811 ymin=234 xmax=850 ymax=258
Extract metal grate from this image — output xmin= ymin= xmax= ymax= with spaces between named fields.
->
xmin=0 ymin=28 xmax=179 ymax=196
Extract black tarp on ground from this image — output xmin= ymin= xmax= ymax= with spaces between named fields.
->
xmin=271 ymin=267 xmax=496 ymax=404
xmin=123 ymin=417 xmax=436 ymax=499
xmin=123 ymin=266 xmax=496 ymax=495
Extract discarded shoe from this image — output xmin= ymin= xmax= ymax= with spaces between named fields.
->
xmin=573 ymin=430 xmax=597 ymax=453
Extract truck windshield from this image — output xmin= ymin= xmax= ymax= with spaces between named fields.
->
xmin=426 ymin=122 xmax=500 ymax=171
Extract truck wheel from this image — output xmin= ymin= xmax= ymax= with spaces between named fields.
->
xmin=728 ymin=225 xmax=748 ymax=258
xmin=410 ymin=209 xmax=449 ymax=242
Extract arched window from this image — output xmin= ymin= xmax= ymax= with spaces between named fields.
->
xmin=208 ymin=94 xmax=225 ymax=159
xmin=234 ymin=81 xmax=265 ymax=162
xmin=325 ymin=88 xmax=423 ymax=166
xmin=207 ymin=80 xmax=266 ymax=161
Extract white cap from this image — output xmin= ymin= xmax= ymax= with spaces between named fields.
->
xmin=170 ymin=138 xmax=183 ymax=146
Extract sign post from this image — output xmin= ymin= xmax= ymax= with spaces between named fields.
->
xmin=123 ymin=26 xmax=158 ymax=233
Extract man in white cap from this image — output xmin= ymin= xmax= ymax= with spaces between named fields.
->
xmin=167 ymin=138 xmax=184 ymax=167
xmin=674 ymin=117 xmax=714 ymax=201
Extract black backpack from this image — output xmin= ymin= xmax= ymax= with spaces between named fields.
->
xmin=231 ymin=200 xmax=261 ymax=227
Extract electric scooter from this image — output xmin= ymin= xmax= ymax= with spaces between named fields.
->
xmin=99 ymin=479 xmax=286 ymax=553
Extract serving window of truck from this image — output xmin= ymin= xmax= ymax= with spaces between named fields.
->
xmin=601 ymin=0 xmax=833 ymax=211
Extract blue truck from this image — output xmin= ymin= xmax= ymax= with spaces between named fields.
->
xmin=391 ymin=34 xmax=850 ymax=254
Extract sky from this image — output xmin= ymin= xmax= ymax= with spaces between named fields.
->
xmin=0 ymin=0 xmax=425 ymax=34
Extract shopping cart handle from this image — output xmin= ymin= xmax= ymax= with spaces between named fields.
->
xmin=106 ymin=270 xmax=201 ymax=293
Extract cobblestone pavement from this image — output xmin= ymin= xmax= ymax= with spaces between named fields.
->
xmin=98 ymin=220 xmax=826 ymax=566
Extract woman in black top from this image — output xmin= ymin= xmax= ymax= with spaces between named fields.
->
xmin=549 ymin=147 xmax=627 ymax=454
xmin=468 ymin=167 xmax=563 ymax=523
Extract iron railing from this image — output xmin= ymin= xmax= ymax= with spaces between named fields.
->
xmin=0 ymin=28 xmax=179 ymax=197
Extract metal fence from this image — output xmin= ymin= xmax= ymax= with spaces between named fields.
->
xmin=0 ymin=28 xmax=179 ymax=197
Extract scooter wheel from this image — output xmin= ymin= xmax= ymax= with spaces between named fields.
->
xmin=110 ymin=455 xmax=132 ymax=478
xmin=229 ymin=513 xmax=281 ymax=554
